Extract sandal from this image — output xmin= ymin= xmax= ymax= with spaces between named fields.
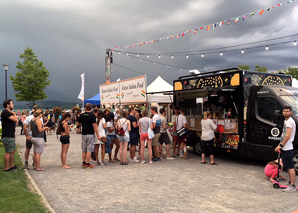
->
xmin=211 ymin=162 xmax=219 ymax=165
xmin=201 ymin=161 xmax=207 ymax=164
xmin=120 ymin=161 xmax=123 ymax=165
xmin=122 ymin=162 xmax=128 ymax=165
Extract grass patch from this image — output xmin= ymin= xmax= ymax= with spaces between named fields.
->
xmin=0 ymin=147 xmax=48 ymax=213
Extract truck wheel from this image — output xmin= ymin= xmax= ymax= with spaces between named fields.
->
xmin=193 ymin=137 xmax=202 ymax=156
xmin=293 ymin=150 xmax=298 ymax=176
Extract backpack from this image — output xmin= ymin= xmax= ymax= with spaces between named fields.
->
xmin=116 ymin=119 xmax=127 ymax=136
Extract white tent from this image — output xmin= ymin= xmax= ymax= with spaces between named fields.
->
xmin=293 ymin=78 xmax=298 ymax=88
xmin=147 ymin=76 xmax=173 ymax=103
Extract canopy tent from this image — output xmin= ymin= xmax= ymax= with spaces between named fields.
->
xmin=293 ymin=78 xmax=298 ymax=88
xmin=84 ymin=93 xmax=101 ymax=106
xmin=147 ymin=76 xmax=173 ymax=103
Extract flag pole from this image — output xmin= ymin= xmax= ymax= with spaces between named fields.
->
xmin=83 ymin=72 xmax=85 ymax=109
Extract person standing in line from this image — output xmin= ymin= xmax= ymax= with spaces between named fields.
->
xmin=159 ymin=108 xmax=175 ymax=160
xmin=30 ymin=109 xmax=48 ymax=171
xmin=127 ymin=107 xmax=140 ymax=163
xmin=275 ymin=106 xmax=297 ymax=192
xmin=57 ymin=112 xmax=72 ymax=169
xmin=177 ymin=108 xmax=188 ymax=159
xmin=106 ymin=112 xmax=120 ymax=162
xmin=1 ymin=99 xmax=18 ymax=172
xmin=20 ymin=111 xmax=27 ymax=135
xmin=172 ymin=107 xmax=180 ymax=157
xmin=151 ymin=106 xmax=162 ymax=162
xmin=201 ymin=111 xmax=218 ymax=165
xmin=116 ymin=111 xmax=131 ymax=165
xmin=95 ymin=110 xmax=107 ymax=166
xmin=139 ymin=110 xmax=153 ymax=164
xmin=77 ymin=103 xmax=101 ymax=169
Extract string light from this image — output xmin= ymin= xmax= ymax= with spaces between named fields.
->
xmin=241 ymin=49 xmax=245 ymax=54
xmin=154 ymin=62 xmax=156 ymax=64
xmin=147 ymin=54 xmax=150 ymax=58
xmin=186 ymin=55 xmax=189 ymax=58
xmin=158 ymin=55 xmax=161 ymax=58
xmin=265 ymin=45 xmax=269 ymax=50
xmin=167 ymin=65 xmax=169 ymax=68
xmin=201 ymin=53 xmax=204 ymax=58
xmin=294 ymin=40 xmax=297 ymax=46
xmin=171 ymin=55 xmax=174 ymax=59
xmin=220 ymin=52 xmax=223 ymax=56
xmin=126 ymin=53 xmax=129 ymax=56
xmin=118 ymin=52 xmax=121 ymax=54
xmin=140 ymin=59 xmax=143 ymax=61
xmin=137 ymin=54 xmax=139 ymax=57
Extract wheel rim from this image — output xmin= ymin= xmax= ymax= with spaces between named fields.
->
xmin=194 ymin=141 xmax=202 ymax=154
xmin=293 ymin=153 xmax=298 ymax=173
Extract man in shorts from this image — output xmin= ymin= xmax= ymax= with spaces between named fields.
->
xmin=159 ymin=108 xmax=175 ymax=160
xmin=177 ymin=108 xmax=188 ymax=159
xmin=1 ymin=99 xmax=18 ymax=171
xmin=127 ymin=107 xmax=139 ymax=163
xmin=275 ymin=106 xmax=297 ymax=192
xmin=151 ymin=106 xmax=161 ymax=162
xmin=172 ymin=107 xmax=180 ymax=157
xmin=77 ymin=103 xmax=101 ymax=169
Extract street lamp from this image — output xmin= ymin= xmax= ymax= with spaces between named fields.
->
xmin=3 ymin=64 xmax=9 ymax=100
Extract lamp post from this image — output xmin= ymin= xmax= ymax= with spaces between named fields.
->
xmin=3 ymin=64 xmax=9 ymax=100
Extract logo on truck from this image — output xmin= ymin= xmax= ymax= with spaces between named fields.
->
xmin=271 ymin=127 xmax=280 ymax=137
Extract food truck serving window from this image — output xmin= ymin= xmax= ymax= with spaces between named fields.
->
xmin=280 ymin=95 xmax=298 ymax=116
xmin=257 ymin=97 xmax=283 ymax=124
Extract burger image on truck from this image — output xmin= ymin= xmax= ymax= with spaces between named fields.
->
xmin=173 ymin=67 xmax=298 ymax=174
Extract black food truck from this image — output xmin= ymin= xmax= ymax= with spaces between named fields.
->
xmin=173 ymin=67 xmax=298 ymax=174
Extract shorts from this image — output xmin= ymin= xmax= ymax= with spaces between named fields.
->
xmin=108 ymin=135 xmax=117 ymax=140
xmin=26 ymin=139 xmax=32 ymax=149
xmin=60 ymin=135 xmax=70 ymax=144
xmin=117 ymin=135 xmax=129 ymax=143
xmin=2 ymin=137 xmax=15 ymax=153
xmin=152 ymin=133 xmax=161 ymax=146
xmin=129 ymin=132 xmax=139 ymax=146
xmin=140 ymin=133 xmax=152 ymax=141
xmin=81 ymin=135 xmax=95 ymax=153
xmin=281 ymin=149 xmax=294 ymax=169
xmin=159 ymin=132 xmax=171 ymax=145
xmin=31 ymin=137 xmax=45 ymax=154
xmin=95 ymin=138 xmax=105 ymax=145
xmin=178 ymin=135 xmax=187 ymax=143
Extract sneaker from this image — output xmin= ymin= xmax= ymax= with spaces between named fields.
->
xmin=166 ymin=157 xmax=175 ymax=160
xmin=149 ymin=161 xmax=153 ymax=164
xmin=24 ymin=162 xmax=28 ymax=169
xmin=179 ymin=155 xmax=184 ymax=158
xmin=84 ymin=164 xmax=94 ymax=169
xmin=152 ymin=157 xmax=158 ymax=161
xmin=156 ymin=158 xmax=161 ymax=162
xmin=141 ymin=161 xmax=146 ymax=164
xmin=97 ymin=161 xmax=101 ymax=166
xmin=10 ymin=165 xmax=18 ymax=170
xmin=171 ymin=155 xmax=176 ymax=158
xmin=4 ymin=168 xmax=12 ymax=172
xmin=133 ymin=156 xmax=138 ymax=160
xmin=101 ymin=161 xmax=107 ymax=166
xmin=282 ymin=185 xmax=297 ymax=192
xmin=132 ymin=159 xmax=140 ymax=163
xmin=129 ymin=158 xmax=133 ymax=162
xmin=82 ymin=163 xmax=86 ymax=167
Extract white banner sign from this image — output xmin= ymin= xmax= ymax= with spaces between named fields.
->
xmin=78 ymin=73 xmax=85 ymax=101
xmin=100 ymin=75 xmax=147 ymax=105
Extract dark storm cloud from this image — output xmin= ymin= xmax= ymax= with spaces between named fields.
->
xmin=0 ymin=0 xmax=297 ymax=104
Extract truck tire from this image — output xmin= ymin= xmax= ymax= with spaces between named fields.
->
xmin=193 ymin=137 xmax=202 ymax=156
xmin=293 ymin=150 xmax=298 ymax=176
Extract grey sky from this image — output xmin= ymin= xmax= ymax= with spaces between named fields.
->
xmin=0 ymin=0 xmax=297 ymax=104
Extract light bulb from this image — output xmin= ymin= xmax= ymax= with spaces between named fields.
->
xmin=294 ymin=40 xmax=297 ymax=46
xmin=220 ymin=52 xmax=223 ymax=56
xmin=167 ymin=65 xmax=169 ymax=68
xmin=137 ymin=54 xmax=139 ymax=57
xmin=158 ymin=55 xmax=161 ymax=58
xmin=186 ymin=55 xmax=189 ymax=58
xmin=147 ymin=55 xmax=149 ymax=58
xmin=140 ymin=59 xmax=143 ymax=61
xmin=241 ymin=49 xmax=244 ymax=54
xmin=118 ymin=52 xmax=121 ymax=54
xmin=171 ymin=55 xmax=174 ymax=59
xmin=127 ymin=53 xmax=129 ymax=56
xmin=154 ymin=62 xmax=156 ymax=64
xmin=265 ymin=45 xmax=269 ymax=51
xmin=201 ymin=53 xmax=204 ymax=58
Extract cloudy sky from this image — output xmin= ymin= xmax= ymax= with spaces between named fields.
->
xmin=0 ymin=0 xmax=297 ymax=104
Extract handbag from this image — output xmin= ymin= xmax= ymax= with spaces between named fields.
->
xmin=116 ymin=119 xmax=127 ymax=136
xmin=176 ymin=115 xmax=188 ymax=138
xmin=148 ymin=127 xmax=155 ymax=139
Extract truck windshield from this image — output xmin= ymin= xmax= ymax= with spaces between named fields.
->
xmin=280 ymin=95 xmax=298 ymax=116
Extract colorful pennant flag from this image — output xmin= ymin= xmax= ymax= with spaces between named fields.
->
xmin=112 ymin=0 xmax=297 ymax=51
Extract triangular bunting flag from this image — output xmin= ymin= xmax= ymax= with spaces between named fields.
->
xmin=235 ymin=17 xmax=239 ymax=23
xmin=200 ymin=27 xmax=204 ymax=29
xmin=260 ymin=9 xmax=265 ymax=15
xmin=227 ymin=20 xmax=231 ymax=25
xmin=182 ymin=32 xmax=185 ymax=37
xmin=194 ymin=29 xmax=198 ymax=34
xmin=243 ymin=14 xmax=247 ymax=20
xmin=207 ymin=25 xmax=210 ymax=31
xmin=250 ymin=12 xmax=255 ymax=17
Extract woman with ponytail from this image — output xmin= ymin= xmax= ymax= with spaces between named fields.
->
xmin=57 ymin=112 xmax=72 ymax=169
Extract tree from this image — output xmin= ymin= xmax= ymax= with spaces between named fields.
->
xmin=254 ymin=65 xmax=267 ymax=73
xmin=278 ymin=67 xmax=298 ymax=79
xmin=10 ymin=48 xmax=51 ymax=104
xmin=238 ymin=65 xmax=250 ymax=70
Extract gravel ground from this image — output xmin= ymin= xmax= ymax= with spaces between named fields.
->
xmin=15 ymin=127 xmax=298 ymax=213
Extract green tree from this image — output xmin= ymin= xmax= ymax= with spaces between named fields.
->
xmin=254 ymin=65 xmax=267 ymax=73
xmin=238 ymin=65 xmax=250 ymax=70
xmin=278 ymin=67 xmax=298 ymax=79
xmin=10 ymin=48 xmax=51 ymax=104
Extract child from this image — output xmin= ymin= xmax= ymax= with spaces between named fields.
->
xmin=264 ymin=160 xmax=285 ymax=182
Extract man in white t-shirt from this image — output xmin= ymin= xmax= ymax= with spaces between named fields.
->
xmin=151 ymin=106 xmax=162 ymax=162
xmin=172 ymin=107 xmax=180 ymax=157
xmin=177 ymin=108 xmax=188 ymax=159
xmin=275 ymin=106 xmax=297 ymax=192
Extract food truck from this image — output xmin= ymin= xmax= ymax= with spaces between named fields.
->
xmin=173 ymin=67 xmax=298 ymax=173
